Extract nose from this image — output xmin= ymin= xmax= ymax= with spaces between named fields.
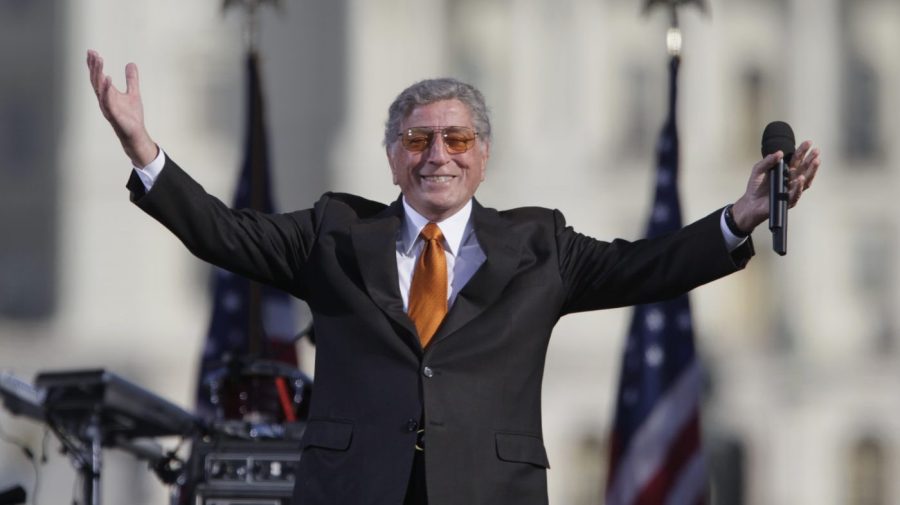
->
xmin=425 ymin=133 xmax=451 ymax=165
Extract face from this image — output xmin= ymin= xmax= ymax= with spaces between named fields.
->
xmin=387 ymin=99 xmax=489 ymax=222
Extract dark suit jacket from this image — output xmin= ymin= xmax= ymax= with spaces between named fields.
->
xmin=128 ymin=155 xmax=752 ymax=505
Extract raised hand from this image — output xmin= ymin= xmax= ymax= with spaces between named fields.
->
xmin=731 ymin=140 xmax=821 ymax=233
xmin=87 ymin=50 xmax=158 ymax=167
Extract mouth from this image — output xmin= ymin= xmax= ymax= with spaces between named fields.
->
xmin=420 ymin=175 xmax=456 ymax=183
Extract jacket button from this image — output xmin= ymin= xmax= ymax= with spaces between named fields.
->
xmin=406 ymin=419 xmax=418 ymax=432
xmin=423 ymin=366 xmax=434 ymax=378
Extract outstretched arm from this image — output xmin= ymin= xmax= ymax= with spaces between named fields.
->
xmin=730 ymin=140 xmax=822 ymax=233
xmin=86 ymin=49 xmax=158 ymax=167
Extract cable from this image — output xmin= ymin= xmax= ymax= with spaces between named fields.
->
xmin=27 ymin=450 xmax=40 ymax=505
xmin=71 ymin=471 xmax=82 ymax=505
xmin=40 ymin=427 xmax=49 ymax=463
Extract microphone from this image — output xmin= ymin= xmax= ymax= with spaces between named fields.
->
xmin=761 ymin=121 xmax=795 ymax=256
xmin=0 ymin=485 xmax=25 ymax=505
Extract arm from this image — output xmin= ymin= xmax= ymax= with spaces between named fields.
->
xmin=128 ymin=154 xmax=319 ymax=298
xmin=558 ymin=208 xmax=750 ymax=314
xmin=88 ymin=50 xmax=316 ymax=296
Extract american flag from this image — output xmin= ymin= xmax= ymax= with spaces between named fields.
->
xmin=195 ymin=53 xmax=300 ymax=421
xmin=605 ymin=56 xmax=707 ymax=505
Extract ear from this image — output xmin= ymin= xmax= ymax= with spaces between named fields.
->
xmin=479 ymin=141 xmax=490 ymax=181
xmin=386 ymin=145 xmax=400 ymax=185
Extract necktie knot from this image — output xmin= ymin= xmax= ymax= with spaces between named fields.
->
xmin=420 ymin=222 xmax=443 ymax=243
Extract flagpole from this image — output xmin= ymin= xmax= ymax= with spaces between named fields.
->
xmin=223 ymin=0 xmax=280 ymax=358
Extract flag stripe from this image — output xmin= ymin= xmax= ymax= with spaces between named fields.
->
xmin=607 ymin=362 xmax=701 ymax=505
xmin=633 ymin=412 xmax=701 ymax=505
xmin=665 ymin=451 xmax=706 ymax=505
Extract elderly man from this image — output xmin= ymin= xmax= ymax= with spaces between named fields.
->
xmin=87 ymin=50 xmax=819 ymax=505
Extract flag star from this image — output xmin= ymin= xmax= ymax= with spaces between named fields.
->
xmin=645 ymin=344 xmax=665 ymax=367
xmin=652 ymin=203 xmax=671 ymax=223
xmin=645 ymin=308 xmax=666 ymax=332
xmin=657 ymin=169 xmax=673 ymax=187
xmin=223 ymin=290 xmax=243 ymax=311
xmin=677 ymin=311 xmax=692 ymax=331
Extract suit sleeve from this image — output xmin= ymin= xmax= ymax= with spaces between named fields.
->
xmin=556 ymin=208 xmax=754 ymax=314
xmin=126 ymin=154 xmax=322 ymax=300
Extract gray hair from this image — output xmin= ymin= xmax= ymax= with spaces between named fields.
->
xmin=383 ymin=77 xmax=492 ymax=147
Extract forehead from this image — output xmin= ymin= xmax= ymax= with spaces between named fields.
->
xmin=402 ymin=99 xmax=475 ymax=129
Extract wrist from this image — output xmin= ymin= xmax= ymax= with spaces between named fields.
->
xmin=730 ymin=197 xmax=758 ymax=234
xmin=724 ymin=204 xmax=750 ymax=238
xmin=126 ymin=133 xmax=158 ymax=169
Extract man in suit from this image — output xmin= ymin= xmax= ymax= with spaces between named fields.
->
xmin=86 ymin=50 xmax=820 ymax=505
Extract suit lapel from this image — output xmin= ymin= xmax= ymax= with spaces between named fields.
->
xmin=350 ymin=198 xmax=420 ymax=349
xmin=431 ymin=199 xmax=522 ymax=346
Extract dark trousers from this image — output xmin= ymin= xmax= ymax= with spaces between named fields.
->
xmin=403 ymin=449 xmax=427 ymax=505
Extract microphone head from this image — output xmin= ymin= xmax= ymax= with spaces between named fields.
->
xmin=761 ymin=121 xmax=796 ymax=162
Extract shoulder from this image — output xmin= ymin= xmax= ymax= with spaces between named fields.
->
xmin=476 ymin=202 xmax=566 ymax=231
xmin=313 ymin=192 xmax=391 ymax=219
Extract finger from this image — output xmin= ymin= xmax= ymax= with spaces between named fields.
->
xmin=752 ymin=151 xmax=783 ymax=177
xmin=125 ymin=62 xmax=140 ymax=95
xmin=791 ymin=140 xmax=813 ymax=168
xmin=788 ymin=177 xmax=804 ymax=207
xmin=88 ymin=51 xmax=105 ymax=96
xmin=793 ymin=146 xmax=819 ymax=181
xmin=801 ymin=153 xmax=821 ymax=190
xmin=98 ymin=75 xmax=114 ymax=115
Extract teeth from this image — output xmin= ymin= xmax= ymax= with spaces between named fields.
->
xmin=422 ymin=176 xmax=453 ymax=183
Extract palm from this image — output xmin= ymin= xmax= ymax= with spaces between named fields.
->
xmin=100 ymin=77 xmax=144 ymax=138
xmin=87 ymin=50 xmax=156 ymax=166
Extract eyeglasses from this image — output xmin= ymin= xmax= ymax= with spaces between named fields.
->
xmin=398 ymin=126 xmax=479 ymax=154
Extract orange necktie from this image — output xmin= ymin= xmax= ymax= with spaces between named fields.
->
xmin=408 ymin=223 xmax=448 ymax=348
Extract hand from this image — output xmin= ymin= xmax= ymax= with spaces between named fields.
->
xmin=87 ymin=50 xmax=158 ymax=167
xmin=731 ymin=140 xmax=821 ymax=233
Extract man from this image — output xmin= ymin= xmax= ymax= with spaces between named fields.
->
xmin=86 ymin=50 xmax=819 ymax=505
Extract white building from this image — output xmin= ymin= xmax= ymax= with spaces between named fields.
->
xmin=0 ymin=0 xmax=897 ymax=503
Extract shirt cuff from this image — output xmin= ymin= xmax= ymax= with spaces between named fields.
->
xmin=132 ymin=147 xmax=165 ymax=192
xmin=720 ymin=208 xmax=748 ymax=252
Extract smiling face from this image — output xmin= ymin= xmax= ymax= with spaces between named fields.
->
xmin=387 ymin=99 xmax=490 ymax=222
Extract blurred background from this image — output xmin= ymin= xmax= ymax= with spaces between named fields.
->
xmin=1 ymin=0 xmax=898 ymax=503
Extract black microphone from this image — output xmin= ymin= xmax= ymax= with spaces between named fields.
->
xmin=761 ymin=121 xmax=795 ymax=256
xmin=0 ymin=485 xmax=25 ymax=505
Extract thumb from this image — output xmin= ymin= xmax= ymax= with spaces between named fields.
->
xmin=752 ymin=151 xmax=782 ymax=178
xmin=125 ymin=62 xmax=140 ymax=95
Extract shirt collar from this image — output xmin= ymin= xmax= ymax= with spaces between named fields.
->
xmin=400 ymin=197 xmax=473 ymax=256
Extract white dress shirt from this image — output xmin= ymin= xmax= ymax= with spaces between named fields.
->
xmin=396 ymin=198 xmax=486 ymax=312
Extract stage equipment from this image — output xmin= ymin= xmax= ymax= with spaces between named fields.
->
xmin=200 ymin=358 xmax=312 ymax=424
xmin=3 ymin=369 xmax=204 ymax=505
xmin=0 ymin=372 xmax=45 ymax=422
xmin=181 ymin=430 xmax=303 ymax=505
